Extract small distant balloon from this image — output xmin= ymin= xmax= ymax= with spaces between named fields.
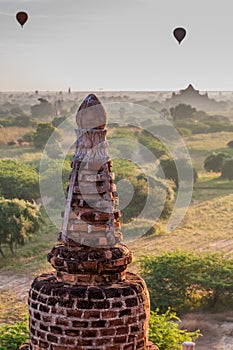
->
xmin=173 ymin=27 xmax=186 ymax=44
xmin=16 ymin=12 xmax=28 ymax=27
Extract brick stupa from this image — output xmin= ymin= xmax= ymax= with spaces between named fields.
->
xmin=22 ymin=94 xmax=158 ymax=350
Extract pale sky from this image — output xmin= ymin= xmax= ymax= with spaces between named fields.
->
xmin=0 ymin=0 xmax=233 ymax=91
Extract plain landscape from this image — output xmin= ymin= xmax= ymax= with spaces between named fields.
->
xmin=0 ymin=85 xmax=233 ymax=349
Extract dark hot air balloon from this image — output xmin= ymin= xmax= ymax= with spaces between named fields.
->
xmin=16 ymin=12 xmax=28 ymax=27
xmin=173 ymin=27 xmax=186 ymax=44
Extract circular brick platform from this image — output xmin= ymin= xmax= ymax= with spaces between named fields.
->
xmin=20 ymin=342 xmax=159 ymax=349
xmin=48 ymin=244 xmax=132 ymax=285
xmin=28 ymin=272 xmax=150 ymax=350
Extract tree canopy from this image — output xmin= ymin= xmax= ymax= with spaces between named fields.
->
xmin=221 ymin=159 xmax=233 ymax=180
xmin=0 ymin=160 xmax=39 ymax=201
xmin=32 ymin=122 xmax=61 ymax=149
xmin=31 ymin=98 xmax=53 ymax=119
xmin=227 ymin=140 xmax=233 ymax=148
xmin=204 ymin=153 xmax=232 ymax=172
xmin=170 ymin=104 xmax=196 ymax=121
xmin=159 ymin=158 xmax=198 ymax=188
xmin=0 ymin=198 xmax=41 ymax=256
xmin=141 ymin=251 xmax=233 ymax=314
xmin=113 ymin=159 xmax=174 ymax=224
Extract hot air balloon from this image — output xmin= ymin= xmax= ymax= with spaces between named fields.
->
xmin=173 ymin=27 xmax=186 ymax=44
xmin=16 ymin=12 xmax=28 ymax=27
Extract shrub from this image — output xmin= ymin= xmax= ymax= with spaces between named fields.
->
xmin=11 ymin=115 xmax=36 ymax=127
xmin=221 ymin=159 xmax=233 ymax=180
xmin=149 ymin=309 xmax=201 ymax=350
xmin=7 ymin=140 xmax=18 ymax=146
xmin=0 ymin=320 xmax=29 ymax=350
xmin=176 ymin=127 xmax=192 ymax=137
xmin=141 ymin=251 xmax=233 ymax=314
xmin=19 ymin=131 xmax=35 ymax=143
xmin=141 ymin=251 xmax=200 ymax=313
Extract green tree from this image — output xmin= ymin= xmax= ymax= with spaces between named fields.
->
xmin=33 ymin=122 xmax=61 ymax=149
xmin=159 ymin=158 xmax=198 ymax=188
xmin=52 ymin=116 xmax=66 ymax=128
xmin=113 ymin=159 xmax=173 ymax=223
xmin=204 ymin=153 xmax=232 ymax=172
xmin=31 ymin=98 xmax=53 ymax=118
xmin=227 ymin=140 xmax=233 ymax=148
xmin=170 ymin=104 xmax=196 ymax=121
xmin=149 ymin=309 xmax=201 ymax=350
xmin=0 ymin=198 xmax=41 ymax=256
xmin=221 ymin=159 xmax=233 ymax=180
xmin=138 ymin=130 xmax=169 ymax=158
xmin=0 ymin=160 xmax=39 ymax=201
xmin=12 ymin=115 xmax=36 ymax=127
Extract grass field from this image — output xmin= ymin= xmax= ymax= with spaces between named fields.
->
xmin=1 ymin=127 xmax=233 ymax=349
xmin=129 ymin=192 xmax=233 ymax=264
xmin=0 ymin=126 xmax=33 ymax=145
xmin=186 ymin=131 xmax=233 ymax=170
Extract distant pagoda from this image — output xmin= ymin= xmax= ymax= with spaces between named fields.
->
xmin=165 ymin=84 xmax=227 ymax=111
xmin=22 ymin=94 xmax=158 ymax=350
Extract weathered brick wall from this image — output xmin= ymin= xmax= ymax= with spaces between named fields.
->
xmin=28 ymin=272 xmax=150 ymax=350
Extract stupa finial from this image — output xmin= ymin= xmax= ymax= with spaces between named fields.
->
xmin=76 ymin=93 xmax=107 ymax=129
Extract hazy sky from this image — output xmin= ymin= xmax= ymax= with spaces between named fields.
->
xmin=0 ymin=0 xmax=233 ymax=91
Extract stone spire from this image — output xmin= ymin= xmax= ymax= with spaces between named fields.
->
xmin=25 ymin=95 xmax=157 ymax=350
xmin=60 ymin=93 xmax=121 ymax=248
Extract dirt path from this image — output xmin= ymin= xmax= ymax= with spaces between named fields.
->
xmin=183 ymin=312 xmax=233 ymax=350
xmin=0 ymin=273 xmax=32 ymax=298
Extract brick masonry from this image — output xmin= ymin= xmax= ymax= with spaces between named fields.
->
xmin=22 ymin=94 xmax=158 ymax=350
xmin=28 ymin=272 xmax=150 ymax=349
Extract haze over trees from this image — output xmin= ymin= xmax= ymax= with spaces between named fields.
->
xmin=169 ymin=103 xmax=233 ymax=136
xmin=31 ymin=98 xmax=53 ymax=119
xmin=1 ymin=90 xmax=233 ymax=349
xmin=170 ymin=104 xmax=196 ymax=121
